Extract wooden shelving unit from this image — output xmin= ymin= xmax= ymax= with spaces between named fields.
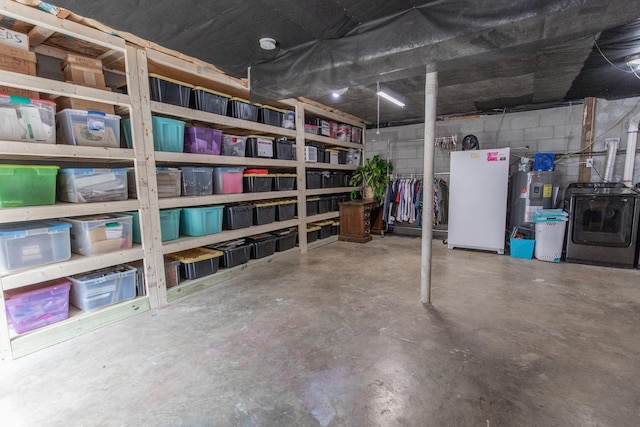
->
xmin=0 ymin=2 xmax=366 ymax=361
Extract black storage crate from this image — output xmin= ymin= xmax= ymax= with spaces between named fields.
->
xmin=243 ymin=174 xmax=273 ymax=193
xmin=271 ymin=230 xmax=298 ymax=252
xmin=253 ymin=203 xmax=276 ymax=225
xmin=259 ymin=106 xmax=284 ymax=127
xmin=223 ymin=204 xmax=254 ymax=230
xmin=229 ymin=98 xmax=258 ymax=121
xmin=306 ymin=171 xmax=321 ymax=189
xmin=274 ymin=139 xmax=294 ymax=160
xmin=273 ymin=173 xmax=296 ymax=191
xmin=331 ymin=222 xmax=340 ymax=235
xmin=210 ymin=239 xmax=252 ymax=268
xmin=167 ymin=248 xmax=222 ymax=281
xmin=191 ymin=86 xmax=229 ymax=115
xmin=306 ymin=227 xmax=320 ymax=243
xmin=316 ymin=145 xmax=326 ymax=163
xmin=306 ymin=198 xmax=319 ymax=216
xmin=276 ymin=200 xmax=296 ymax=221
xmin=247 ymin=233 xmax=278 ymax=259
xmin=331 ymin=195 xmax=348 ymax=211
xmin=321 ymin=171 xmax=334 ymax=188
xmin=318 ymin=196 xmax=332 ymax=214
xmin=317 ymin=222 xmax=332 ymax=239
xmin=149 ymin=74 xmax=192 ymax=108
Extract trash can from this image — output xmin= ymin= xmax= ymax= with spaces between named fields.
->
xmin=533 ymin=209 xmax=568 ymax=262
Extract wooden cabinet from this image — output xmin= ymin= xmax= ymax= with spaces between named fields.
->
xmin=338 ymin=199 xmax=377 ymax=243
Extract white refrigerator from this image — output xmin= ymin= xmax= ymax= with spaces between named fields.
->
xmin=447 ymin=147 xmax=510 ymax=254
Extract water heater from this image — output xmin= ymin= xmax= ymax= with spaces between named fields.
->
xmin=509 ymin=170 xmax=555 ymax=228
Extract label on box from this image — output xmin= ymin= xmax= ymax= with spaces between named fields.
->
xmin=0 ymin=27 xmax=28 ymax=51
xmin=257 ymin=138 xmax=273 ymax=157
xmin=87 ymin=116 xmax=105 ymax=132
xmin=71 ymin=122 xmax=118 ymax=147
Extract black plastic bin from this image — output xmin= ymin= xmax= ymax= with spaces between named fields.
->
xmin=306 ymin=171 xmax=321 ymax=189
xmin=273 ymin=173 xmax=296 ymax=191
xmin=306 ymin=226 xmax=320 ymax=243
xmin=276 ymin=200 xmax=296 ymax=221
xmin=271 ymin=230 xmax=298 ymax=252
xmin=149 ymin=74 xmax=192 ymax=108
xmin=331 ymin=221 xmax=340 ymax=235
xmin=274 ymin=139 xmax=294 ymax=160
xmin=247 ymin=233 xmax=278 ymax=259
xmin=229 ymin=97 xmax=258 ymax=121
xmin=245 ymin=136 xmax=274 ymax=158
xmin=210 ymin=239 xmax=252 ymax=268
xmin=318 ymin=196 xmax=332 ymax=214
xmin=316 ymin=221 xmax=332 ymax=239
xmin=331 ymin=195 xmax=348 ymax=211
xmin=259 ymin=105 xmax=284 ymax=127
xmin=321 ymin=171 xmax=334 ymax=188
xmin=191 ymin=86 xmax=229 ymax=115
xmin=166 ymin=248 xmax=222 ymax=281
xmin=223 ymin=204 xmax=254 ymax=230
xmin=244 ymin=171 xmax=273 ymax=193
xmin=253 ymin=202 xmax=276 ymax=225
xmin=306 ymin=197 xmax=319 ymax=216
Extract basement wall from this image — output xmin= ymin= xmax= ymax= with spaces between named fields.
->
xmin=366 ymin=96 xmax=640 ymax=194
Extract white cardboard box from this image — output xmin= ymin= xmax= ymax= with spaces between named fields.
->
xmin=0 ymin=27 xmax=29 ymax=51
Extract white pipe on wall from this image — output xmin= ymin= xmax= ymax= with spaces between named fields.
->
xmin=603 ymin=138 xmax=619 ymax=182
xmin=622 ymin=111 xmax=640 ymax=187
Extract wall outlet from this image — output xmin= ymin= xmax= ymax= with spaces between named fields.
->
xmin=586 ymin=158 xmax=594 ymax=168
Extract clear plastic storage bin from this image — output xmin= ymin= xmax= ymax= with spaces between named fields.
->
xmin=180 ymin=166 xmax=213 ymax=196
xmin=58 ymin=168 xmax=128 ymax=203
xmin=0 ymin=94 xmax=56 ymax=144
xmin=184 ymin=126 xmax=222 ymax=155
xmin=221 ymin=135 xmax=247 ymax=156
xmin=64 ymin=214 xmax=133 ymax=256
xmin=4 ymin=278 xmax=71 ymax=334
xmin=68 ymin=264 xmax=136 ymax=311
xmin=128 ymin=168 xmax=182 ymax=199
xmin=213 ymin=167 xmax=245 ymax=194
xmin=0 ymin=220 xmax=72 ymax=272
xmin=56 ymin=109 xmax=121 ymax=147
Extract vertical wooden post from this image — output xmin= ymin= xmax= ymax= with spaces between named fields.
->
xmin=579 ymin=97 xmax=596 ymax=182
xmin=294 ymin=101 xmax=308 ymax=252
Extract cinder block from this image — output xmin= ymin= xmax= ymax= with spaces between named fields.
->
xmin=497 ymin=129 xmax=524 ymax=144
xmin=510 ymin=115 xmax=540 ymax=130
xmin=536 ymin=138 xmax=566 ymax=152
xmin=524 ymin=127 xmax=554 ymax=140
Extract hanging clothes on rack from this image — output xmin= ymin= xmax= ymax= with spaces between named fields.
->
xmin=384 ymin=175 xmax=448 ymax=229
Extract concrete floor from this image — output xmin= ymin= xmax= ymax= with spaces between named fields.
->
xmin=1 ymin=235 xmax=639 ymax=426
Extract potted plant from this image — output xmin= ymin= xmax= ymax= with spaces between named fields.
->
xmin=349 ymin=154 xmax=393 ymax=202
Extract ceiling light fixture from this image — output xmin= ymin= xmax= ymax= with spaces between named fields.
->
xmin=259 ymin=37 xmax=277 ymax=51
xmin=625 ymin=53 xmax=640 ymax=69
xmin=376 ymin=85 xmax=406 ymax=108
xmin=331 ymin=87 xmax=348 ymax=98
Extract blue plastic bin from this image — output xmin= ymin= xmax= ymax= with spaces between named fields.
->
xmin=122 ymin=208 xmax=181 ymax=243
xmin=509 ymin=238 xmax=535 ymax=259
xmin=179 ymin=205 xmax=224 ymax=237
xmin=122 ymin=116 xmax=186 ymax=152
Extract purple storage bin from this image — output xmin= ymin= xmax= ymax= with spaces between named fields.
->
xmin=183 ymin=126 xmax=222 ymax=155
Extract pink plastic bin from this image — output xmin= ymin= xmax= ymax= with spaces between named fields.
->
xmin=213 ymin=167 xmax=245 ymax=194
xmin=184 ymin=126 xmax=222 ymax=155
xmin=4 ymin=278 xmax=71 ymax=334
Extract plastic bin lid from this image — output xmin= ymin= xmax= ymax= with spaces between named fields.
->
xmin=271 ymin=229 xmax=296 ymax=237
xmin=307 ymin=197 xmax=321 ymax=202
xmin=246 ymin=233 xmax=277 ymax=242
xmin=254 ymin=201 xmax=280 ymax=207
xmin=71 ymin=264 xmax=135 ymax=281
xmin=307 ymin=226 xmax=321 ymax=232
xmin=4 ymin=278 xmax=71 ymax=299
xmin=273 ymin=173 xmax=297 ymax=177
xmin=257 ymin=104 xmax=286 ymax=113
xmin=211 ymin=239 xmax=248 ymax=249
xmin=246 ymin=135 xmax=275 ymax=140
xmin=148 ymin=73 xmax=195 ymax=88
xmin=166 ymin=247 xmax=223 ymax=263
xmin=0 ymin=164 xmax=59 ymax=173
xmin=56 ymin=109 xmax=121 ymax=119
xmin=533 ymin=209 xmax=568 ymax=220
xmin=192 ymin=86 xmax=231 ymax=97
xmin=60 ymin=168 xmax=128 ymax=173
xmin=244 ymin=169 xmax=268 ymax=175
xmin=0 ymin=220 xmax=71 ymax=237
xmin=331 ymin=221 xmax=340 ymax=225
xmin=226 ymin=204 xmax=254 ymax=211
xmin=230 ymin=97 xmax=252 ymax=103
xmin=179 ymin=166 xmax=214 ymax=171
xmin=0 ymin=94 xmax=56 ymax=105
xmin=313 ymin=220 xmax=334 ymax=226
xmin=277 ymin=199 xmax=297 ymax=204
xmin=213 ymin=167 xmax=245 ymax=172
xmin=156 ymin=167 xmax=182 ymax=173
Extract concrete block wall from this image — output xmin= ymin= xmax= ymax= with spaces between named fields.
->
xmin=366 ymin=96 xmax=640 ymax=191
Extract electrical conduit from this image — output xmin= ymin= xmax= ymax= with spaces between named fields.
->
xmin=622 ymin=111 xmax=640 ymax=187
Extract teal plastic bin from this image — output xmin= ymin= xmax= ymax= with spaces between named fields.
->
xmin=122 ymin=116 xmax=186 ymax=152
xmin=121 ymin=208 xmax=182 ymax=243
xmin=509 ymin=238 xmax=535 ymax=259
xmin=179 ymin=205 xmax=224 ymax=237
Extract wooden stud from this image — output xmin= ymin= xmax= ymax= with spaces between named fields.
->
xmin=579 ymin=97 xmax=596 ymax=182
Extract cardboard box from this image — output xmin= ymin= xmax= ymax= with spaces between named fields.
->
xmin=0 ymin=85 xmax=38 ymax=99
xmin=0 ymin=43 xmax=35 ymax=62
xmin=63 ymin=64 xmax=107 ymax=88
xmin=62 ymin=53 xmax=103 ymax=69
xmin=56 ymin=96 xmax=115 ymax=115
xmin=0 ymin=27 xmax=29 ymax=51
xmin=0 ymin=43 xmax=36 ymax=76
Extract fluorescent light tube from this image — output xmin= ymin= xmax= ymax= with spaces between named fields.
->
xmin=377 ymin=89 xmax=405 ymax=107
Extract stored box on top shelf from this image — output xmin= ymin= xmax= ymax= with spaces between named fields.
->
xmin=191 ymin=86 xmax=230 ymax=115
xmin=56 ymin=109 xmax=121 ymax=148
xmin=4 ymin=278 xmax=71 ymax=334
xmin=258 ymin=105 xmax=285 ymax=127
xmin=221 ymin=134 xmax=247 ymax=157
xmin=223 ymin=204 xmax=254 ymax=230
xmin=148 ymin=74 xmax=193 ymax=108
xmin=61 ymin=54 xmax=107 ymax=89
xmin=243 ymin=169 xmax=273 ymax=193
xmin=68 ymin=264 xmax=136 ymax=311
xmin=271 ymin=229 xmax=297 ymax=252
xmin=122 ymin=208 xmax=181 ymax=243
xmin=122 ymin=116 xmax=186 ymax=152
xmin=64 ymin=214 xmax=133 ymax=256
xmin=245 ymin=135 xmax=274 ymax=158
xmin=0 ymin=165 xmax=58 ymax=207
xmin=0 ymin=43 xmax=36 ymax=77
xmin=0 ymin=27 xmax=30 ymax=51
xmin=58 ymin=168 xmax=128 ymax=203
xmin=0 ymin=95 xmax=56 ymax=144
xmin=128 ymin=168 xmax=182 ymax=199
xmin=184 ymin=126 xmax=222 ymax=155
xmin=337 ymin=123 xmax=352 ymax=142
xmin=179 ymin=205 xmax=223 ymax=237
xmin=180 ymin=166 xmax=213 ymax=196
xmin=253 ymin=201 xmax=277 ymax=226
xmin=167 ymin=247 xmax=223 ymax=281
xmin=0 ymin=220 xmax=72 ymax=273
xmin=213 ymin=167 xmax=244 ymax=194
xmin=275 ymin=199 xmax=296 ymax=221
xmin=210 ymin=239 xmax=252 ymax=268
xmin=310 ymin=119 xmax=331 ymax=137
xmin=229 ymin=97 xmax=258 ymax=122
xmin=246 ymin=233 xmax=277 ymax=259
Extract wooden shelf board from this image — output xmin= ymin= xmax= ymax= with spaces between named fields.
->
xmin=153 ymin=151 xmax=298 ymax=168
xmin=10 ymin=296 xmax=150 ymax=359
xmin=305 ymin=163 xmax=358 ymax=171
xmin=158 ymin=191 xmax=298 ymax=209
xmin=306 ymin=187 xmax=356 ymax=196
xmin=0 ymin=200 xmax=140 ymax=224
xmin=304 ymin=134 xmax=364 ymax=149
xmin=150 ymin=101 xmax=297 ymax=139
xmin=0 ymin=141 xmax=135 ymax=160
xmin=167 ymin=248 xmax=300 ymax=302
xmin=306 ymin=212 xmax=339 ymax=223
xmin=162 ymin=220 xmax=299 ymax=254
xmin=1 ymin=247 xmax=145 ymax=290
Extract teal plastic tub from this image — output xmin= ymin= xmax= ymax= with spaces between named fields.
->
xmin=509 ymin=238 xmax=535 ymax=259
xmin=122 ymin=116 xmax=186 ymax=152
xmin=122 ymin=208 xmax=182 ymax=243
xmin=179 ymin=205 xmax=224 ymax=237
